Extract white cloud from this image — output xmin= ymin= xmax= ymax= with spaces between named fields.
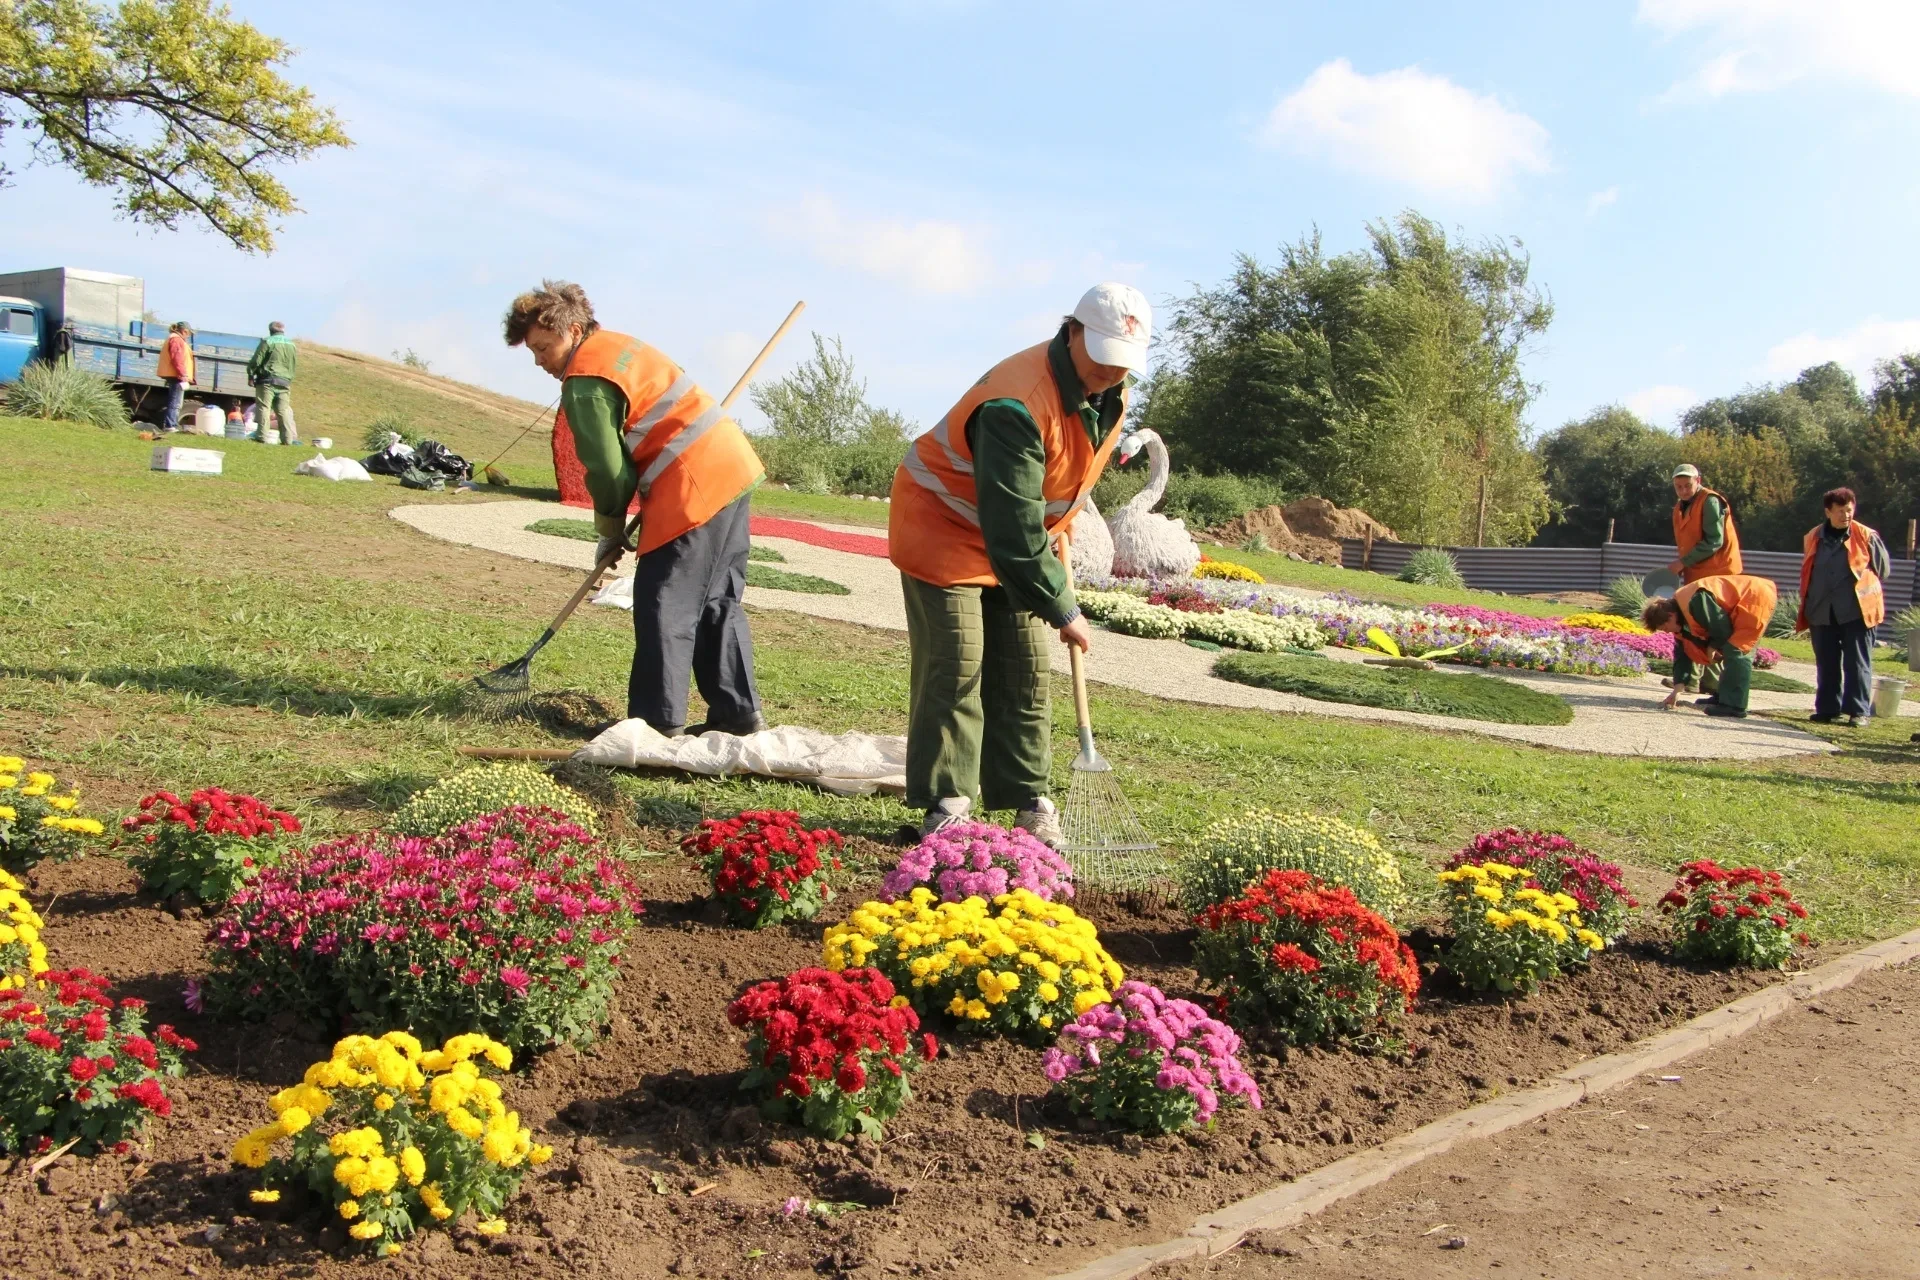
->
xmin=1625 ymin=384 xmax=1698 ymax=425
xmin=774 ymin=193 xmax=995 ymax=296
xmin=1261 ymin=58 xmax=1551 ymax=200
xmin=1639 ymin=0 xmax=1920 ymax=100
xmin=1765 ymin=317 xmax=1920 ymax=383
xmin=1587 ymin=186 xmax=1620 ymax=214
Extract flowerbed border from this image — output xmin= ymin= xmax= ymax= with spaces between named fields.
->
xmin=1050 ymin=923 xmax=1920 ymax=1280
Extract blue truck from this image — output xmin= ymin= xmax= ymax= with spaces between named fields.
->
xmin=0 ymin=267 xmax=257 ymax=422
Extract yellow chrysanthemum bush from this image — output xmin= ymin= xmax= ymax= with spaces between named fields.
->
xmin=230 ymin=1031 xmax=553 ymax=1254
xmin=390 ymin=763 xmax=597 ymax=837
xmin=823 ymin=888 xmax=1123 ymax=1044
xmin=1193 ymin=558 xmax=1266 ymax=584
xmin=0 ymin=871 xmax=49 ymax=991
xmin=1175 ymin=809 xmax=1408 ymax=921
xmin=0 ymin=756 xmax=106 ymax=873
xmin=1437 ymin=861 xmax=1605 ymax=995
xmin=1559 ymin=612 xmax=1651 ymax=636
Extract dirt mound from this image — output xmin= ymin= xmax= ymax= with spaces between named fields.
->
xmin=1280 ymin=496 xmax=1396 ymax=543
xmin=1203 ymin=505 xmax=1341 ymax=566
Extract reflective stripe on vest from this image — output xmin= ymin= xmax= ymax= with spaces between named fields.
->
xmin=900 ymin=441 xmax=980 ymax=526
xmin=636 ymin=402 xmax=728 ymax=494
xmin=620 ymin=371 xmax=696 ymax=457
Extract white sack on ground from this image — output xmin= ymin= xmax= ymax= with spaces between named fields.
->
xmin=294 ymin=453 xmax=373 ymax=482
xmin=574 ymin=719 xmax=907 ymax=796
xmin=591 ymin=575 xmax=635 ymax=609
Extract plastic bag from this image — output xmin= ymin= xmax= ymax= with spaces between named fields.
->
xmin=414 ymin=439 xmax=472 ymax=481
xmin=363 ymin=439 xmax=417 ymax=476
xmin=294 ymin=452 xmax=373 ymax=482
xmin=397 ymin=466 xmax=446 ymax=491
xmin=574 ymin=719 xmax=907 ymax=796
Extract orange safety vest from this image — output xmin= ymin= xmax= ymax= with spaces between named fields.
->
xmin=889 ymin=341 xmax=1123 ymax=587
xmin=1672 ymin=488 xmax=1742 ymax=582
xmin=1795 ymin=520 xmax=1885 ymax=631
xmin=1673 ymin=574 xmax=1777 ymax=665
xmin=556 ymin=331 xmax=764 ymax=557
xmin=157 ymin=333 xmax=195 ymax=384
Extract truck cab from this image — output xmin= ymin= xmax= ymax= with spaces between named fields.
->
xmin=0 ymin=297 xmax=40 ymax=384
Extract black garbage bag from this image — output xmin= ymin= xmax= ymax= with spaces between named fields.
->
xmin=397 ymin=466 xmax=446 ymax=492
xmin=414 ymin=439 xmax=472 ymax=482
xmin=363 ymin=439 xmax=417 ymax=476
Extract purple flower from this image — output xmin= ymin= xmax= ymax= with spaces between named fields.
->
xmin=781 ymin=1196 xmax=806 ymax=1219
xmin=881 ymin=822 xmax=1075 ymax=904
xmin=182 ymin=978 xmax=205 ymax=1014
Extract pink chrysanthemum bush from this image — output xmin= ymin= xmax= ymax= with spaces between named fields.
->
xmin=204 ymin=808 xmax=644 ymax=1056
xmin=1447 ymin=828 xmax=1638 ymax=944
xmin=881 ymin=821 xmax=1074 ymax=904
xmin=1041 ymin=981 xmax=1260 ymax=1134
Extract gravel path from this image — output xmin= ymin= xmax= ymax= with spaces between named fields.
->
xmin=394 ymin=499 xmax=1846 ymax=761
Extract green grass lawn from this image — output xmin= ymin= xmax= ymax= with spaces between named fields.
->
xmin=750 ymin=486 xmax=890 ymax=528
xmin=5 ymin=411 xmax=1918 ymax=944
xmin=1761 ymin=633 xmax=1913 ymax=676
xmin=1212 ymin=652 xmax=1574 ymax=725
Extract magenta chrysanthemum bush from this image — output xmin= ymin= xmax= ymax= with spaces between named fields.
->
xmin=1041 ymin=981 xmax=1260 ymax=1133
xmin=203 ymin=807 xmax=643 ymax=1055
xmin=880 ymin=822 xmax=1073 ymax=904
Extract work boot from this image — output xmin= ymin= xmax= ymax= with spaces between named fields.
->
xmin=919 ymin=797 xmax=972 ymax=840
xmin=1013 ymin=797 xmax=1064 ymax=850
xmin=686 ymin=712 xmax=768 ymax=737
xmin=1701 ymin=702 xmax=1748 ymax=719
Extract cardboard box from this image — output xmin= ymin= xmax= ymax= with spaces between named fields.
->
xmin=150 ymin=446 xmax=224 ymax=475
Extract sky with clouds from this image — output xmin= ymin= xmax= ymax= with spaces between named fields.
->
xmin=6 ymin=0 xmax=1920 ymax=437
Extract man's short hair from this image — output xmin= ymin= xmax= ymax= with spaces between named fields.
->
xmin=504 ymin=281 xmax=599 ymax=346
xmin=1641 ymin=598 xmax=1679 ymax=630
xmin=1822 ymin=486 xmax=1857 ymax=509
xmin=268 ymin=321 xmax=285 ymax=335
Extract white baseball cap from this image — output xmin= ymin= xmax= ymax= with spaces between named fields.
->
xmin=1672 ymin=463 xmax=1701 ymax=480
xmin=1072 ymin=282 xmax=1152 ymax=371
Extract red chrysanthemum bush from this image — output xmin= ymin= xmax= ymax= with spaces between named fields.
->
xmin=726 ymin=967 xmax=937 ymax=1140
xmin=0 ymin=968 xmax=194 ymax=1155
xmin=1447 ymin=828 xmax=1638 ymax=943
xmin=682 ymin=811 xmax=842 ymax=929
xmin=204 ymin=807 xmax=643 ymax=1056
xmin=1659 ymin=860 xmax=1808 ymax=970
xmin=122 ymin=787 xmax=302 ymax=905
xmin=1192 ymin=869 xmax=1420 ymax=1050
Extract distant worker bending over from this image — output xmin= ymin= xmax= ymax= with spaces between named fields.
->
xmin=1643 ymin=573 xmax=1778 ymax=719
xmin=247 ymin=321 xmax=300 ymax=446
xmin=1665 ymin=463 xmax=1741 ymax=696
xmin=889 ymin=282 xmax=1149 ymax=847
xmin=503 ymin=281 xmax=766 ymax=737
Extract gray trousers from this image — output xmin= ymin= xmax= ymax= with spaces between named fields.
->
xmin=628 ymin=494 xmax=760 ymax=732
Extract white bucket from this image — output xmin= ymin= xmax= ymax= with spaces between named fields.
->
xmin=1871 ymin=675 xmax=1907 ymax=719
xmin=314 ymin=437 xmax=332 ymax=450
xmin=195 ymin=404 xmax=225 ymax=436
xmin=262 ymin=427 xmax=282 ymax=446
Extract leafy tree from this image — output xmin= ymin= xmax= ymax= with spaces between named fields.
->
xmin=751 ymin=333 xmax=871 ymax=447
xmin=1532 ymin=406 xmax=1680 ymax=547
xmin=1143 ymin=212 xmax=1552 ymax=545
xmin=0 ymin=0 xmax=350 ymax=252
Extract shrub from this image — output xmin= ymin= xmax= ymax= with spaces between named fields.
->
xmin=1213 ymin=652 xmax=1575 ymax=726
xmin=881 ymin=821 xmax=1074 ymax=904
xmin=1604 ymin=575 xmax=1647 ymax=619
xmin=1176 ymin=809 xmax=1407 ymax=919
xmin=230 ymin=1031 xmax=551 ymax=1253
xmin=361 ymin=415 xmax=425 ymax=452
xmin=792 ymin=459 xmax=832 ymax=495
xmin=727 ymin=967 xmax=936 ymax=1140
xmin=1437 ymin=861 xmax=1604 ymax=994
xmin=1397 ymin=547 xmax=1464 ymax=588
xmin=391 ymin=764 xmax=596 ymax=837
xmin=1191 ymin=869 xmax=1419 ymax=1048
xmin=3 ymin=360 xmax=131 ymax=430
xmin=1766 ymin=591 xmax=1802 ymax=639
xmin=0 ymin=757 xmax=105 ymax=873
xmin=121 ymin=787 xmax=301 ymax=904
xmin=1657 ymin=861 xmax=1807 ymax=969
xmin=1194 ymin=558 xmax=1265 ymax=584
xmin=1892 ymin=602 xmax=1920 ymax=637
xmin=0 ymin=871 xmax=49 ymax=991
xmin=1042 ymin=981 xmax=1261 ymax=1133
xmin=823 ymin=889 xmax=1122 ymax=1043
xmin=205 ymin=808 xmax=643 ymax=1055
xmin=681 ymin=810 xmax=843 ymax=928
xmin=0 ymin=968 xmax=194 ymax=1155
xmin=1446 ymin=829 xmax=1637 ymax=943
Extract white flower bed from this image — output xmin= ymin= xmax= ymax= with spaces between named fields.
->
xmin=1078 ymin=590 xmax=1329 ymax=652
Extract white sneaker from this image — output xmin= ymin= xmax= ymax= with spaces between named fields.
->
xmin=1014 ymin=797 xmax=1063 ymax=850
xmin=920 ymin=797 xmax=972 ymax=838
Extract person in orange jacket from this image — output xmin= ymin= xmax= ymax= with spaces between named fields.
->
xmin=1797 ymin=487 xmax=1889 ymax=727
xmin=1642 ymin=573 xmax=1778 ymax=718
xmin=156 ymin=321 xmax=195 ymax=433
xmin=503 ymin=281 xmax=767 ymax=737
xmin=1664 ymin=463 xmax=1742 ymax=696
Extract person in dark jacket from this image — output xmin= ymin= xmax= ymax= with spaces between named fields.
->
xmin=1797 ymin=487 xmax=1891 ymax=727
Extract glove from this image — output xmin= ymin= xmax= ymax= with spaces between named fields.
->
xmin=595 ymin=535 xmax=627 ymax=567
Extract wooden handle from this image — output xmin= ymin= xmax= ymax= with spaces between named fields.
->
xmin=717 ymin=300 xmax=805 ymax=411
xmin=459 ymin=747 xmax=578 ymax=761
xmin=1058 ymin=531 xmax=1095 ymax=738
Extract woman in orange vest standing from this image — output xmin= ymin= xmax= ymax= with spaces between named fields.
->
xmin=1641 ymin=574 xmax=1778 ymax=718
xmin=156 ymin=320 xmax=195 ymax=433
xmin=1664 ymin=463 xmax=1742 ymax=696
xmin=1796 ymin=487 xmax=1889 ymax=727
xmin=889 ymin=284 xmax=1149 ymax=847
xmin=504 ymin=281 xmax=767 ymax=737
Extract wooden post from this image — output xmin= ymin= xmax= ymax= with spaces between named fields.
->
xmin=1476 ymin=475 xmax=1490 ymax=548
xmin=1362 ymin=527 xmax=1374 ymax=572
xmin=1907 ymin=517 xmax=1916 ymax=560
xmin=1605 ymin=517 xmax=1616 ymax=545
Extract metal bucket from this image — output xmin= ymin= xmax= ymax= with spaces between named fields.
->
xmin=1871 ymin=675 xmax=1907 ymax=719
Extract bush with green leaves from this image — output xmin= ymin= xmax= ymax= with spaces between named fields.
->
xmin=391 ymin=764 xmax=596 ymax=837
xmin=1890 ymin=602 xmax=1920 ymax=641
xmin=1767 ymin=590 xmax=1802 ymax=639
xmin=4 ymin=360 xmax=131 ymax=430
xmin=1175 ymin=809 xmax=1407 ymax=920
xmin=1090 ymin=467 xmax=1288 ymax=531
xmin=361 ymin=415 xmax=424 ymax=452
xmin=1397 ymin=547 xmax=1464 ymax=588
xmin=1603 ymin=575 xmax=1647 ymax=619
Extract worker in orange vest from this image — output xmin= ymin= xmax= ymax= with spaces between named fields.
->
xmin=1664 ymin=463 xmax=1743 ymax=697
xmin=1796 ymin=486 xmax=1889 ymax=727
xmin=504 ymin=281 xmax=767 ymax=737
xmin=156 ymin=320 xmax=196 ymax=433
xmin=889 ymin=283 xmax=1149 ymax=848
xmin=1642 ymin=574 xmax=1778 ymax=718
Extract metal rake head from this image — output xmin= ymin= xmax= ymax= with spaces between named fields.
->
xmin=1061 ymin=762 xmax=1172 ymax=909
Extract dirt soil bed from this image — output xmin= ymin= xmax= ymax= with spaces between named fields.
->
xmin=3 ymin=851 xmax=1794 ymax=1280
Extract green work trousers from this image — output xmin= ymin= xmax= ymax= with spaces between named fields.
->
xmin=901 ymin=573 xmax=1052 ymax=813
xmin=1680 ymin=645 xmax=1751 ymax=711
xmin=255 ymin=383 xmax=297 ymax=441
xmin=1670 ymin=646 xmax=1721 ymax=695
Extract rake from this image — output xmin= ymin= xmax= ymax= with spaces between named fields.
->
xmin=1055 ymin=531 xmax=1168 ymax=907
xmin=467 ymin=300 xmax=807 ymax=711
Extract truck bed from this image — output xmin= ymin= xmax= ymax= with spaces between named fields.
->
xmin=67 ymin=322 xmax=255 ymax=400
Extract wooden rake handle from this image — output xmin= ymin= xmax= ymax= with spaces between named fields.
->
xmin=1056 ymin=530 xmax=1097 ymax=761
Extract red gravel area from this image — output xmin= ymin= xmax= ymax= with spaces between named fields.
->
xmin=0 ymin=850 xmax=1799 ymax=1280
xmin=750 ymin=516 xmax=890 ymax=558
